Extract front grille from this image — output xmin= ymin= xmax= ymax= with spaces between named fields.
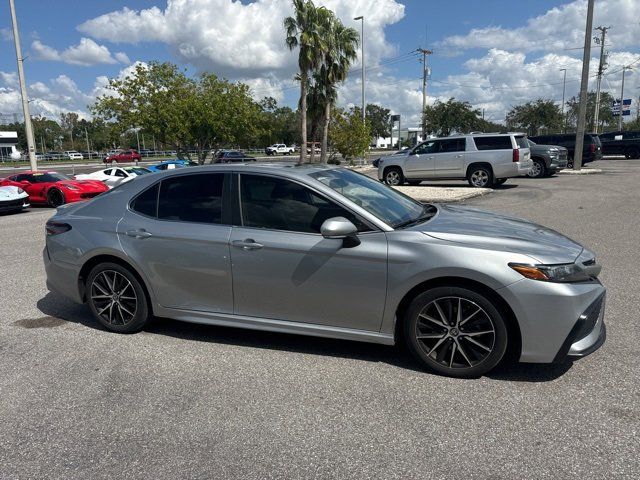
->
xmin=80 ymin=192 xmax=101 ymax=199
xmin=558 ymin=151 xmax=568 ymax=160
xmin=0 ymin=198 xmax=26 ymax=209
xmin=574 ymin=294 xmax=605 ymax=342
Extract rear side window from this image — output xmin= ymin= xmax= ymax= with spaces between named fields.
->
xmin=158 ymin=174 xmax=224 ymax=224
xmin=439 ymin=138 xmax=466 ymax=152
xmin=131 ymin=183 xmax=159 ymax=217
xmin=473 ymin=136 xmax=513 ymax=150
xmin=515 ymin=136 xmax=529 ymax=148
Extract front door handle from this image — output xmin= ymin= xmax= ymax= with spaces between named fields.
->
xmin=126 ymin=229 xmax=152 ymax=239
xmin=232 ymin=239 xmax=263 ymax=250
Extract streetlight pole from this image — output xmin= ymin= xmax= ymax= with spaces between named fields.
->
xmin=593 ymin=26 xmax=609 ymax=134
xmin=559 ymin=68 xmax=567 ymax=133
xmin=354 ymin=16 xmax=365 ymax=121
xmin=9 ymin=0 xmax=37 ymax=170
xmin=573 ymin=0 xmax=595 ymax=171
xmin=618 ymin=66 xmax=629 ymax=131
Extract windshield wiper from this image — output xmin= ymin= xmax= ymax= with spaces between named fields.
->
xmin=393 ymin=205 xmax=437 ymax=229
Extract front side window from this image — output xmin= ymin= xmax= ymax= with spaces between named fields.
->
xmin=240 ymin=174 xmax=369 ymax=233
xmin=158 ymin=174 xmax=224 ymax=224
xmin=413 ymin=140 xmax=438 ymax=155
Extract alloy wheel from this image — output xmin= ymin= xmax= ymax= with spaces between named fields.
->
xmin=528 ymin=161 xmax=543 ymax=178
xmin=385 ymin=170 xmax=401 ymax=186
xmin=470 ymin=170 xmax=489 ymax=187
xmin=414 ymin=296 xmax=496 ymax=370
xmin=90 ymin=270 xmax=138 ymax=325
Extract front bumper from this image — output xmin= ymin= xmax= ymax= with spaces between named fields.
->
xmin=497 ymin=278 xmax=606 ymax=363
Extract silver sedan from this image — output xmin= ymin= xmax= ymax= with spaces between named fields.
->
xmin=43 ymin=164 xmax=606 ymax=377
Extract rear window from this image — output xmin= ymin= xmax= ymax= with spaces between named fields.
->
xmin=473 ymin=136 xmax=513 ymax=150
xmin=515 ymin=136 xmax=529 ymax=148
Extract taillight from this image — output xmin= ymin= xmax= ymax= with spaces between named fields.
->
xmin=512 ymin=148 xmax=519 ymax=162
xmin=45 ymin=221 xmax=71 ymax=236
xmin=590 ymin=143 xmax=596 ymax=153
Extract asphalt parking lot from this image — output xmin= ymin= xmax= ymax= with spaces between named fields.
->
xmin=0 ymin=159 xmax=638 ymax=479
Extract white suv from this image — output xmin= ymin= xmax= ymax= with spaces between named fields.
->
xmin=377 ymin=133 xmax=532 ymax=188
xmin=64 ymin=151 xmax=84 ymax=160
xmin=265 ymin=144 xmax=294 ymax=155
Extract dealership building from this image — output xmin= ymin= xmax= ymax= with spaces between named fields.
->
xmin=0 ymin=131 xmax=20 ymax=161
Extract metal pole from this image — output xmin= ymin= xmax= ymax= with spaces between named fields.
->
xmin=136 ymin=129 xmax=141 ymax=153
xmin=85 ymin=127 xmax=91 ymax=159
xmin=9 ymin=0 xmax=37 ymax=170
xmin=418 ymin=48 xmax=433 ymax=141
xmin=574 ymin=0 xmax=594 ymax=171
xmin=593 ymin=26 xmax=609 ymax=133
xmin=354 ymin=16 xmax=365 ymax=121
xmin=618 ymin=66 xmax=628 ymax=131
xmin=559 ymin=68 xmax=567 ymax=133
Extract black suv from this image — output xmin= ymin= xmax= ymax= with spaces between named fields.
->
xmin=598 ymin=131 xmax=640 ymax=159
xmin=529 ymin=133 xmax=602 ymax=167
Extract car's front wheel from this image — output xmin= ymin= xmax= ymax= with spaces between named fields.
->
xmin=86 ymin=262 xmax=150 ymax=333
xmin=403 ymin=286 xmax=508 ymax=377
xmin=384 ymin=167 xmax=404 ymax=186
xmin=47 ymin=188 xmax=65 ymax=207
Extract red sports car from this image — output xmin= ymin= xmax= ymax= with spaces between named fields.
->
xmin=103 ymin=149 xmax=142 ymax=164
xmin=0 ymin=171 xmax=109 ymax=207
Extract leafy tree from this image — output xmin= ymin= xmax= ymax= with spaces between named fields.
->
xmin=258 ymin=97 xmax=300 ymax=147
xmin=59 ymin=112 xmax=80 ymax=149
xmin=91 ymin=61 xmax=264 ymax=164
xmin=329 ymin=107 xmax=371 ymax=162
xmin=625 ymin=116 xmax=640 ymax=131
xmin=422 ymin=98 xmax=482 ymax=136
xmin=566 ymin=91 xmax=615 ymax=132
xmin=366 ymin=104 xmax=391 ymax=139
xmin=506 ymin=99 xmax=563 ymax=135
xmin=285 ymin=0 xmax=329 ymax=164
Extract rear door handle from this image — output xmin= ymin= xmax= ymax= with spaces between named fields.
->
xmin=456 ymin=154 xmax=464 ymax=158
xmin=232 ymin=239 xmax=263 ymax=250
xmin=126 ymin=229 xmax=152 ymax=239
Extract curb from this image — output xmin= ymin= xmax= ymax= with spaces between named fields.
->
xmin=558 ymin=168 xmax=602 ymax=175
xmin=393 ymin=186 xmax=492 ymax=203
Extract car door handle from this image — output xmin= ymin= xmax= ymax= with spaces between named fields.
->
xmin=125 ymin=229 xmax=152 ymax=239
xmin=455 ymin=154 xmax=464 ymax=158
xmin=427 ymin=156 xmax=434 ymax=160
xmin=232 ymin=239 xmax=263 ymax=250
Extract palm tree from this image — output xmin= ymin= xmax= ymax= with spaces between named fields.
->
xmin=318 ymin=18 xmax=359 ymax=163
xmin=284 ymin=0 xmax=328 ymax=164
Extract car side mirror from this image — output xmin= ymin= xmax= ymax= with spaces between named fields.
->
xmin=321 ymin=217 xmax=360 ymax=247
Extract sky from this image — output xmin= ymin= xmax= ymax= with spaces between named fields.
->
xmin=1 ymin=0 xmax=639 ymax=127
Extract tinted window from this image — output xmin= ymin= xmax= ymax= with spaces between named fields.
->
xmin=413 ymin=140 xmax=438 ymax=155
xmin=158 ymin=174 xmax=223 ymax=224
xmin=515 ymin=136 xmax=529 ymax=148
xmin=131 ymin=183 xmax=159 ymax=217
xmin=240 ymin=174 xmax=369 ymax=233
xmin=114 ymin=169 xmax=127 ymax=178
xmin=473 ymin=136 xmax=513 ymax=150
xmin=439 ymin=138 xmax=466 ymax=152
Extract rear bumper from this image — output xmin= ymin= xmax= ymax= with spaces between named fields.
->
xmin=43 ymin=246 xmax=83 ymax=303
xmin=494 ymin=160 xmax=533 ymax=178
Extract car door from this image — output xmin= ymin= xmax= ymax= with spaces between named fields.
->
xmin=403 ymin=140 xmax=438 ymax=178
xmin=229 ymin=173 xmax=388 ymax=331
xmin=117 ymin=172 xmax=234 ymax=313
xmin=433 ymin=138 xmax=466 ymax=177
xmin=11 ymin=173 xmax=44 ymax=202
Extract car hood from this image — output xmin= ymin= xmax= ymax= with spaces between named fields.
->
xmin=530 ymin=144 xmax=568 ymax=152
xmin=415 ymin=204 xmax=583 ymax=264
xmin=0 ymin=186 xmax=28 ymax=199
xmin=59 ymin=180 xmax=108 ymax=191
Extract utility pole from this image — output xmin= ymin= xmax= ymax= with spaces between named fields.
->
xmin=559 ymin=68 xmax=567 ymax=133
xmin=354 ymin=16 xmax=365 ymax=121
xmin=9 ymin=0 xmax=37 ymax=170
xmin=593 ymin=26 xmax=609 ymax=133
xmin=84 ymin=127 xmax=91 ymax=159
xmin=618 ymin=66 xmax=630 ymax=131
xmin=418 ymin=47 xmax=433 ymax=141
xmin=574 ymin=0 xmax=594 ymax=171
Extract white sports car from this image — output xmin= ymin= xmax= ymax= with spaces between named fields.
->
xmin=0 ymin=185 xmax=29 ymax=213
xmin=74 ymin=166 xmax=152 ymax=189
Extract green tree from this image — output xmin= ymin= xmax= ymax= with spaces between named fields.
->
xmin=329 ymin=107 xmax=371 ymax=162
xmin=422 ymin=98 xmax=481 ymax=136
xmin=91 ymin=61 xmax=263 ymax=164
xmin=366 ymin=104 xmax=391 ymax=139
xmin=506 ymin=99 xmax=563 ymax=135
xmin=59 ymin=112 xmax=80 ymax=149
xmin=566 ymin=91 xmax=615 ymax=132
xmin=284 ymin=0 xmax=329 ymax=164
xmin=258 ymin=97 xmax=299 ymax=147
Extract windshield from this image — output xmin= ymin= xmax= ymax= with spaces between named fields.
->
xmin=309 ymin=169 xmax=434 ymax=228
xmin=27 ymin=172 xmax=71 ymax=183
xmin=527 ymin=139 xmax=537 ymax=146
xmin=124 ymin=167 xmax=151 ymax=175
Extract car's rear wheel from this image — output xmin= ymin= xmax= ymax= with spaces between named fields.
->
xmin=86 ymin=262 xmax=150 ymax=333
xmin=384 ymin=167 xmax=404 ymax=186
xmin=403 ymin=286 xmax=508 ymax=378
xmin=625 ymin=147 xmax=639 ymax=159
xmin=527 ymin=159 xmax=547 ymax=178
xmin=467 ymin=166 xmax=493 ymax=188
xmin=47 ymin=188 xmax=65 ymax=207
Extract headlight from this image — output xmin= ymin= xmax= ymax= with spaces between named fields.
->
xmin=63 ymin=184 xmax=80 ymax=191
xmin=17 ymin=187 xmax=24 ymax=194
xmin=509 ymin=262 xmax=592 ymax=283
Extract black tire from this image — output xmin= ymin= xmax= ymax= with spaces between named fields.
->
xmin=495 ymin=178 xmax=508 ymax=185
xmin=406 ymin=180 xmax=422 ymax=186
xmin=86 ymin=262 xmax=150 ymax=333
xmin=467 ymin=166 xmax=493 ymax=188
xmin=403 ymin=286 xmax=508 ymax=378
xmin=626 ymin=147 xmax=639 ymax=160
xmin=47 ymin=188 xmax=65 ymax=207
xmin=383 ymin=167 xmax=404 ymax=186
xmin=527 ymin=159 xmax=547 ymax=178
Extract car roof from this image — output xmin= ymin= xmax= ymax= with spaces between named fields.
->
xmin=151 ymin=162 xmax=339 ymax=179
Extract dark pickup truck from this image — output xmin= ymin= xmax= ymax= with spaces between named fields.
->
xmin=598 ymin=131 xmax=640 ymax=159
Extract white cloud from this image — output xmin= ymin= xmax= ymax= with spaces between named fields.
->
xmin=1 ymin=27 xmax=13 ymax=41
xmin=114 ymin=52 xmax=131 ymax=64
xmin=31 ymin=38 xmax=120 ymax=66
xmin=78 ymin=0 xmax=404 ymax=79
xmin=0 ymin=71 xmax=18 ymax=88
xmin=438 ymin=0 xmax=640 ymax=54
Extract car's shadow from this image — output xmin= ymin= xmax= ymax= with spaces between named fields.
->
xmin=33 ymin=291 xmax=573 ymax=382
